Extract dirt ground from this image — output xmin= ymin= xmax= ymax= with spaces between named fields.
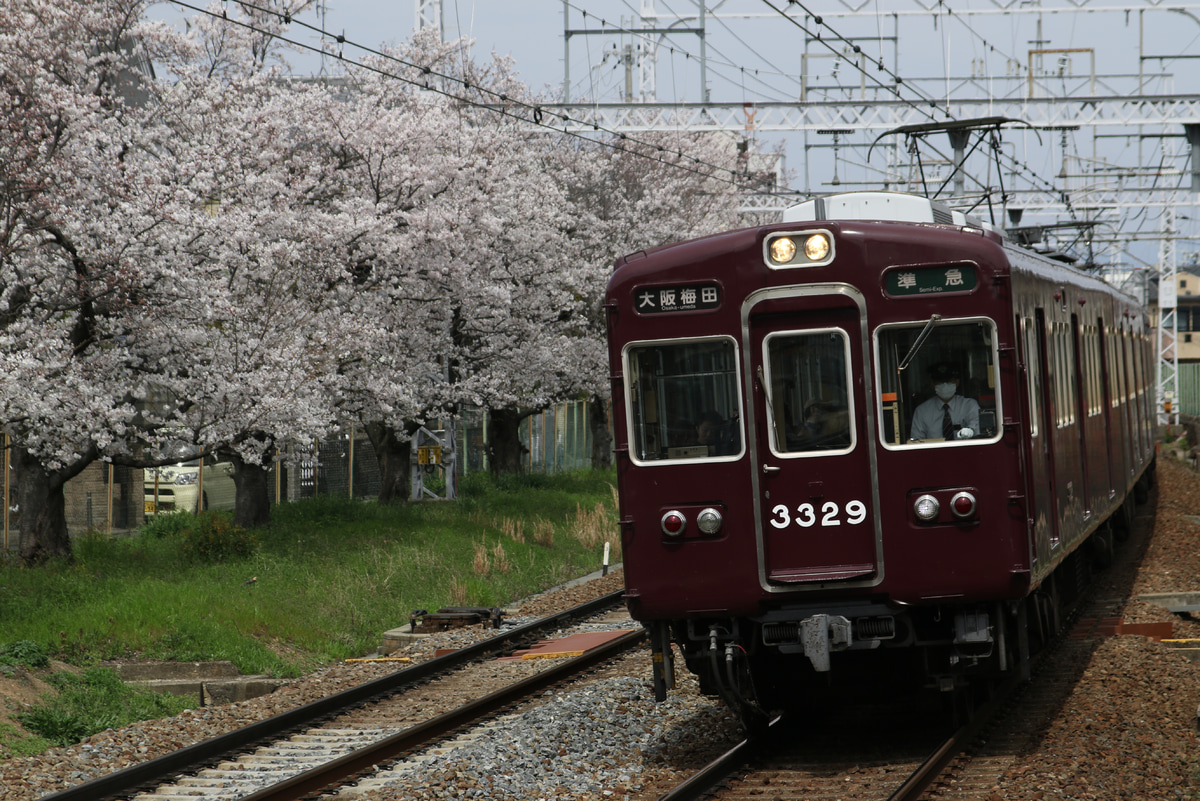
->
xmin=0 ymin=663 xmax=64 ymax=750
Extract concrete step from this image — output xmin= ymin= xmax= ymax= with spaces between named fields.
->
xmin=107 ymin=661 xmax=284 ymax=705
xmin=106 ymin=660 xmax=242 ymax=681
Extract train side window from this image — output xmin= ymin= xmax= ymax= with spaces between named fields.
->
xmin=1106 ymin=325 xmax=1120 ymax=409
xmin=623 ymin=336 xmax=743 ymax=464
xmin=1091 ymin=327 xmax=1099 ymax=415
xmin=1021 ymin=316 xmax=1040 ymax=439
xmin=763 ymin=329 xmax=853 ymax=456
xmin=875 ymin=318 xmax=1001 ymax=448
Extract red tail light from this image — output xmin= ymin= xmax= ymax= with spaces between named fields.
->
xmin=950 ymin=492 xmax=977 ymax=518
xmin=661 ymin=510 xmax=687 ymax=536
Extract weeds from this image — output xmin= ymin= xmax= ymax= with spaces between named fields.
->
xmin=449 ymin=576 xmax=468 ymax=605
xmin=0 ymin=721 xmax=51 ymax=760
xmin=473 ymin=540 xmax=490 ymax=574
xmin=17 ymin=668 xmax=192 ymax=747
xmin=500 ymin=518 xmax=525 ymax=543
xmin=572 ymin=501 xmax=620 ymax=559
xmin=492 ymin=541 xmax=510 ymax=574
xmin=0 ymin=641 xmax=50 ymax=670
xmin=180 ymin=512 xmax=256 ymax=562
xmin=142 ymin=510 xmax=193 ymax=539
xmin=532 ymin=517 xmax=555 ymax=547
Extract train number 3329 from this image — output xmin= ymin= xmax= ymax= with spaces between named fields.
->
xmin=769 ymin=500 xmax=867 ymax=528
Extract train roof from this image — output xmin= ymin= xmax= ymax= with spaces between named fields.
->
xmin=782 ymin=191 xmax=1004 ymax=237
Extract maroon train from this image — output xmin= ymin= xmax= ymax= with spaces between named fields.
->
xmin=605 ymin=191 xmax=1156 ymax=722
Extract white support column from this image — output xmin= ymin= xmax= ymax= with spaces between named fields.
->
xmin=1157 ymin=203 xmax=1179 ymax=425
xmin=415 ymin=0 xmax=442 ymax=39
xmin=638 ymin=0 xmax=657 ymax=102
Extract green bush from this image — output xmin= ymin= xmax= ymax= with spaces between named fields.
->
xmin=18 ymin=706 xmax=90 ymax=747
xmin=17 ymin=668 xmax=192 ymax=748
xmin=180 ymin=512 xmax=257 ymax=562
xmin=0 ymin=640 xmax=50 ymax=669
xmin=142 ymin=510 xmax=194 ymax=539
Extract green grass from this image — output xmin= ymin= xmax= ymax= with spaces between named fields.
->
xmin=16 ymin=669 xmax=195 ymax=748
xmin=0 ymin=469 xmax=621 ymax=758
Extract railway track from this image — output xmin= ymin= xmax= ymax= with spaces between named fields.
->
xmin=652 ymin=505 xmax=1158 ymax=801
xmin=654 ymin=700 xmax=955 ymax=801
xmin=39 ymin=589 xmax=640 ymax=801
xmin=650 ymin=637 xmax=1085 ymax=801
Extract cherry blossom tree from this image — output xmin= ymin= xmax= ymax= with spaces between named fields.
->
xmin=1 ymin=0 xmax=752 ymax=562
xmin=277 ymin=32 xmax=748 ymax=483
xmin=2 ymin=0 xmax=338 ymax=559
xmin=137 ymin=3 xmax=361 ymax=527
xmin=308 ymin=35 xmax=602 ymax=491
xmin=0 ymin=0 xmax=205 ymax=562
xmin=540 ymin=129 xmax=748 ymax=469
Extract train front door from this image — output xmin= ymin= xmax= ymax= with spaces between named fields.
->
xmin=746 ymin=287 xmax=882 ymax=589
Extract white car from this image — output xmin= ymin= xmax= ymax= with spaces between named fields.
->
xmin=144 ymin=456 xmax=236 ymax=516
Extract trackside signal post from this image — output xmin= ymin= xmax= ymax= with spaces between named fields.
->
xmin=411 ymin=423 xmax=457 ymax=500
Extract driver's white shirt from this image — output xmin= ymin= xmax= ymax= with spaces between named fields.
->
xmin=909 ymin=393 xmax=980 ymax=440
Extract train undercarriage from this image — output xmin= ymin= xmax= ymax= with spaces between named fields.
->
xmin=647 ymin=475 xmax=1148 ymax=729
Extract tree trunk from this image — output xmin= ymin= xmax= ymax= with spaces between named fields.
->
xmin=12 ymin=447 xmax=73 ymax=565
xmin=364 ymin=421 xmax=417 ymax=504
xmin=487 ymin=407 xmax=535 ymax=475
xmin=225 ymin=451 xmax=272 ymax=529
xmin=588 ymin=394 xmax=613 ymax=470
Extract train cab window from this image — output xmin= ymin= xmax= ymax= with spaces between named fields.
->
xmin=623 ymin=337 xmax=743 ymax=464
xmin=763 ymin=329 xmax=853 ymax=455
xmin=875 ymin=318 xmax=1001 ymax=448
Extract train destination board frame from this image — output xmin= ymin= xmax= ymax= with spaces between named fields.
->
xmin=884 ymin=265 xmax=977 ymax=297
xmin=634 ymin=284 xmax=721 ymax=314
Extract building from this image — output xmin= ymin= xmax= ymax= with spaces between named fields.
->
xmin=1176 ymin=268 xmax=1200 ymax=362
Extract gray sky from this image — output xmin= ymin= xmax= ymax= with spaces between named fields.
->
xmin=149 ymin=1 xmax=1200 ymax=267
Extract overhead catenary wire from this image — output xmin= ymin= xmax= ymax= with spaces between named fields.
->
xmin=628 ymin=0 xmax=806 ymax=100
xmin=567 ymin=0 xmax=805 ymax=103
xmin=165 ymin=0 xmax=803 ymax=201
xmin=166 ymin=0 xmax=1170 ymax=228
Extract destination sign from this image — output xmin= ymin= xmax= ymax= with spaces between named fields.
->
xmin=634 ymin=284 xmax=721 ymax=314
xmin=885 ymin=265 xmax=977 ymax=297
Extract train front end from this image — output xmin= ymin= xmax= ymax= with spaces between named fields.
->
xmin=606 ymin=194 xmax=1031 ymax=721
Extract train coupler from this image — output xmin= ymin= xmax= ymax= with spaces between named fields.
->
xmin=799 ymin=614 xmax=853 ymax=672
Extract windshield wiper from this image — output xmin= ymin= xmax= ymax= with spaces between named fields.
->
xmin=898 ymin=314 xmax=942 ymax=372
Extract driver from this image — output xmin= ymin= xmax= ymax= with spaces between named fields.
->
xmin=910 ymin=362 xmax=980 ymax=441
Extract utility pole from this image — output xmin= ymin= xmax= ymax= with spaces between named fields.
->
xmin=562 ymin=0 xmax=704 ymax=103
xmin=1158 ymin=203 xmax=1179 ymax=426
xmin=415 ymin=0 xmax=442 ymax=39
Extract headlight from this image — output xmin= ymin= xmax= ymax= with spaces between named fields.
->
xmin=175 ymin=473 xmax=199 ymax=486
xmin=764 ymin=230 xmax=833 ymax=267
xmin=696 ymin=507 xmax=723 ymax=535
xmin=804 ymin=233 xmax=831 ymax=261
xmin=769 ymin=236 xmax=796 ymax=264
xmin=914 ymin=494 xmax=940 ymax=522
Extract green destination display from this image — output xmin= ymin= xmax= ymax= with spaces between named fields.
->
xmin=885 ymin=265 xmax=977 ymax=296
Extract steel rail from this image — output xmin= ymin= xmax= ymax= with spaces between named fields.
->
xmin=39 ymin=588 xmax=628 ymax=801
xmin=239 ymin=627 xmax=648 ymax=801
xmin=654 ymin=715 xmax=784 ymax=801
xmin=886 ymin=682 xmax=1018 ymax=801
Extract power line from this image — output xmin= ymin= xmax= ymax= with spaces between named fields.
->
xmin=165 ymin=0 xmax=798 ymax=200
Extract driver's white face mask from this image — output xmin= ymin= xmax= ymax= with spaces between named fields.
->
xmin=934 ymin=382 xmax=957 ymax=401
